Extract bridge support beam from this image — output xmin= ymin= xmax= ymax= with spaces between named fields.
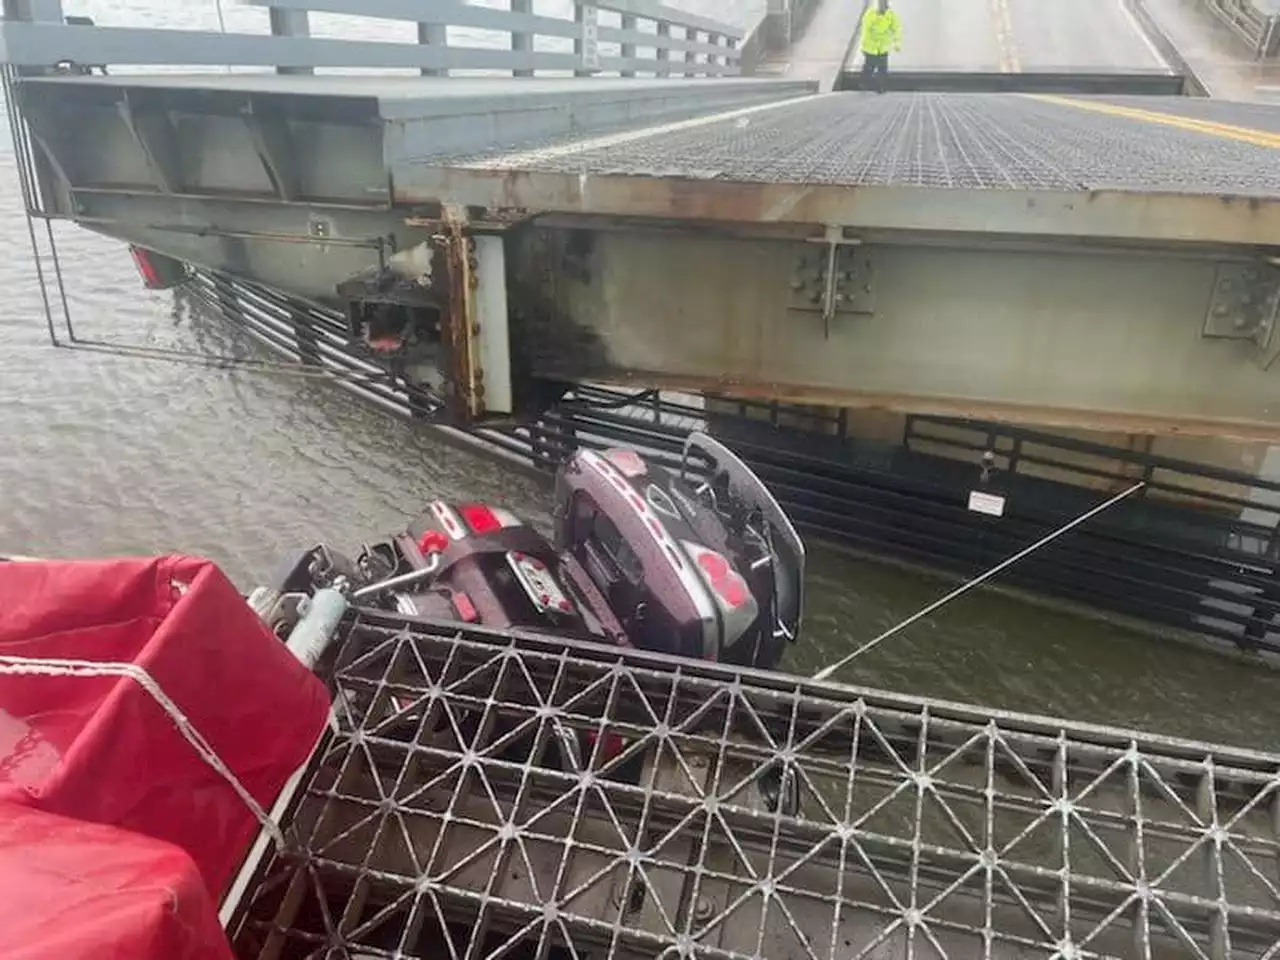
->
xmin=509 ymin=222 xmax=1280 ymax=441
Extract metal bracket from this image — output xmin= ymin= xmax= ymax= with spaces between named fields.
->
xmin=434 ymin=206 xmax=482 ymax=422
xmin=117 ymin=90 xmax=183 ymax=195
xmin=578 ymin=3 xmax=601 ymax=72
xmin=242 ymin=97 xmax=301 ymax=203
xmin=429 ymin=206 xmax=514 ymax=422
xmin=17 ymin=106 xmax=75 ymax=215
xmin=1202 ymin=262 xmax=1280 ymax=367
xmin=307 ymin=217 xmax=332 ymax=254
xmin=788 ymin=229 xmax=874 ymax=338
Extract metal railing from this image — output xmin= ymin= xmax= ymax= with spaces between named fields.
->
xmin=1198 ymin=0 xmax=1280 ymax=58
xmin=229 ymin=610 xmax=1280 ymax=960
xmin=0 ymin=0 xmax=745 ymax=77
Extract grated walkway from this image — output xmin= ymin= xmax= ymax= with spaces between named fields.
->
xmin=230 ymin=612 xmax=1280 ymax=960
xmin=455 ymin=92 xmax=1280 ymax=197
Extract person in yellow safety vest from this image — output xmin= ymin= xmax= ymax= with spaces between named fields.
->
xmin=860 ymin=0 xmax=902 ymax=94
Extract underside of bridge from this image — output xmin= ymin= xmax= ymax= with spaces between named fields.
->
xmin=14 ymin=70 xmax=1280 ymax=439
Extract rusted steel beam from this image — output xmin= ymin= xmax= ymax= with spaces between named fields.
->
xmin=507 ymin=225 xmax=1280 ymax=442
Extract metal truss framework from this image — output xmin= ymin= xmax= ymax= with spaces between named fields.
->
xmin=231 ymin=613 xmax=1280 ymax=960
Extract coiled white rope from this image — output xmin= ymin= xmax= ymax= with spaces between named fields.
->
xmin=0 ymin=655 xmax=285 ymax=848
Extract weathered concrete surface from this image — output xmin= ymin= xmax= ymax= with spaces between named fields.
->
xmin=1144 ymin=0 xmax=1280 ymax=99
xmin=866 ymin=0 xmax=1005 ymax=72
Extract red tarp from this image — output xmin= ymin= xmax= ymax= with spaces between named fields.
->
xmin=0 ymin=802 xmax=235 ymax=960
xmin=0 ymin=555 xmax=331 ymax=957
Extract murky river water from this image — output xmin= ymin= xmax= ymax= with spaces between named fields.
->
xmin=3 ymin=0 xmax=1278 ymax=752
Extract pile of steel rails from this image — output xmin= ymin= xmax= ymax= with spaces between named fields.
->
xmin=225 ymin=609 xmax=1280 ymax=960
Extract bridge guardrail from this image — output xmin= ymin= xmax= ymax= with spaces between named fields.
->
xmin=1198 ymin=0 xmax=1280 ymax=58
xmin=0 ymin=0 xmax=744 ymax=77
xmin=739 ymin=0 xmax=821 ymax=71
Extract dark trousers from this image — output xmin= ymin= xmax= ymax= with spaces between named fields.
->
xmin=862 ymin=52 xmax=889 ymax=92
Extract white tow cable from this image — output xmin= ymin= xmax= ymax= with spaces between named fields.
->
xmin=811 ymin=480 xmax=1147 ymax=683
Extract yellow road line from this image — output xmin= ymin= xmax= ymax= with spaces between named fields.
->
xmin=1000 ymin=0 xmax=1021 ymax=73
xmin=1029 ymin=94 xmax=1280 ymax=150
xmin=990 ymin=0 xmax=1021 ymax=74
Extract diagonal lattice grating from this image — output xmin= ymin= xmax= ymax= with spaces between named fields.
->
xmin=231 ymin=611 xmax=1280 ymax=960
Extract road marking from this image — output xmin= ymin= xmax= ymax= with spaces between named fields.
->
xmin=989 ymin=0 xmax=1007 ymax=72
xmin=1001 ymin=0 xmax=1022 ymax=72
xmin=466 ymin=94 xmax=829 ymax=170
xmin=1029 ymin=95 xmax=1280 ymax=149
xmin=990 ymin=0 xmax=1021 ymax=73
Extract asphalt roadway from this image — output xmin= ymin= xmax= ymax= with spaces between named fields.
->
xmin=843 ymin=0 xmax=1168 ymax=74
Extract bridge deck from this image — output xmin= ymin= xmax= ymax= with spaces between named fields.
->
xmin=441 ymin=92 xmax=1280 ymax=196
xmin=227 ymin=611 xmax=1280 ymax=960
xmin=18 ymin=67 xmax=1280 ymax=244
xmin=393 ymin=88 xmax=1280 ymax=248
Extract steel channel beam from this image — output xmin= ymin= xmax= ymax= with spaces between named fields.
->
xmin=398 ymin=166 xmax=1280 ymax=248
xmin=508 ymin=225 xmax=1280 ymax=441
xmin=67 ymin=193 xmax=413 ymax=304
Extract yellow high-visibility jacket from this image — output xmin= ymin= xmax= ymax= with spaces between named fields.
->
xmin=860 ymin=8 xmax=902 ymax=55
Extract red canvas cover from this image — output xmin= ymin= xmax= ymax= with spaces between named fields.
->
xmin=0 ymin=555 xmax=330 ymax=898
xmin=0 ymin=801 xmax=234 ymax=960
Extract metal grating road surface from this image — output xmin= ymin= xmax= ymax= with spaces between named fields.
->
xmin=231 ymin=612 xmax=1280 ymax=960
xmin=453 ymin=93 xmax=1280 ymax=197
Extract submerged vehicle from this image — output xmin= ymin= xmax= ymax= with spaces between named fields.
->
xmin=254 ymin=432 xmax=806 ymax=673
xmin=0 ymin=431 xmax=810 ymax=959
xmin=7 ymin=452 xmax=1280 ymax=960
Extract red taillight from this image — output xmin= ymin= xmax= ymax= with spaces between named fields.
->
xmin=586 ymin=730 xmax=625 ymax=763
xmin=604 ymin=448 xmax=647 ymax=477
xmin=696 ymin=550 xmax=729 ymax=581
xmin=418 ymin=530 xmax=449 ymax=555
xmin=681 ymin=541 xmax=760 ymax=656
xmin=693 ymin=548 xmax=750 ymax=609
xmin=459 ymin=503 xmax=501 ymax=535
xmin=128 ymin=245 xmax=185 ymax=290
xmin=451 ymin=591 xmax=479 ymax=623
xmin=131 ymin=246 xmax=161 ymax=288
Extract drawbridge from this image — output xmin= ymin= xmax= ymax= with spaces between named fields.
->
xmin=4 ymin=0 xmax=1280 ymax=439
xmin=5 ymin=3 xmax=1280 ymax=954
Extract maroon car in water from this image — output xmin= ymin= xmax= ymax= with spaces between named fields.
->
xmin=266 ymin=433 xmax=805 ymax=672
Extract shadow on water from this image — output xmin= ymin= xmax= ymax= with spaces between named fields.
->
xmin=793 ymin=544 xmax=1280 ymax=751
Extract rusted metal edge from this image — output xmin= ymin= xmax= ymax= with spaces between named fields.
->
xmin=436 ymin=207 xmax=485 ymax=422
xmin=397 ymin=166 xmax=1280 ymax=247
